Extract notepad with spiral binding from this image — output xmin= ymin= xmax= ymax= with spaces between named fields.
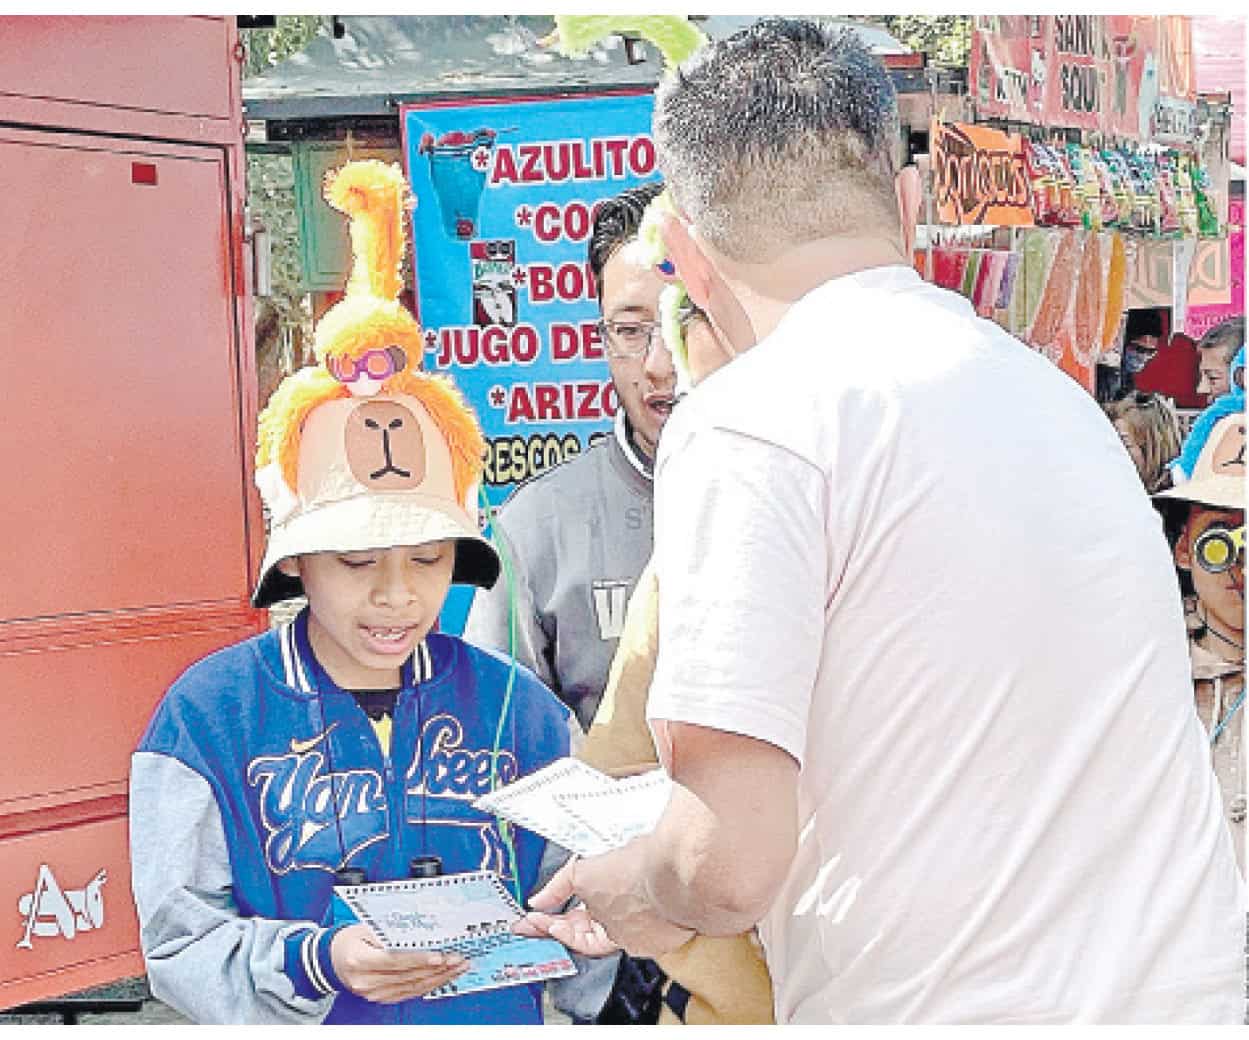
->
xmin=335 ymin=870 xmax=576 ymax=999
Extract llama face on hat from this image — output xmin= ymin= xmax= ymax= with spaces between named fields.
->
xmin=298 ymin=394 xmax=456 ymax=508
xmin=345 ymin=400 xmax=427 ymax=490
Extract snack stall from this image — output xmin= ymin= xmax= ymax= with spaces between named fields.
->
xmin=916 ymin=15 xmax=1237 ymax=416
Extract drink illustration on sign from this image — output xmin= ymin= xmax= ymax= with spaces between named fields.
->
xmin=419 ymin=128 xmax=509 ymax=240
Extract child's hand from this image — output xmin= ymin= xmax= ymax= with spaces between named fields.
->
xmin=330 ymin=924 xmax=469 ymax=1003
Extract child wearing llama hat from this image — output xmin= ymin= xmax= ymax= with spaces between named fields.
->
xmin=1155 ymin=400 xmax=1245 ymax=873
xmin=128 ymin=161 xmax=582 ymax=1024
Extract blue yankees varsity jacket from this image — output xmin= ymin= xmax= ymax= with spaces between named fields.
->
xmin=129 ymin=608 xmax=580 ymax=1025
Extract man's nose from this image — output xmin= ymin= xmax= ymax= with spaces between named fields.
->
xmin=644 ymin=327 xmax=676 ymax=387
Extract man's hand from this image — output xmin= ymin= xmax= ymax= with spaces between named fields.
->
xmin=330 ymin=924 xmax=469 ymax=1004
xmin=513 ymin=842 xmax=694 ymax=960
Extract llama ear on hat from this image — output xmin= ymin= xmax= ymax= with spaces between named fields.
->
xmin=312 ymin=159 xmax=426 ymax=400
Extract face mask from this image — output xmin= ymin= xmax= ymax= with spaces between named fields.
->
xmin=1124 ymin=346 xmax=1154 ymax=374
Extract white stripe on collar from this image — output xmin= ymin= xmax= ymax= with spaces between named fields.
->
xmin=287 ymin=622 xmax=431 ymax=690
xmin=291 ymin=634 xmax=312 ymax=693
xmin=613 ymin=409 xmax=653 ymax=482
xmin=279 ymin=622 xmax=297 ymax=689
xmin=281 ymin=622 xmax=312 ymax=693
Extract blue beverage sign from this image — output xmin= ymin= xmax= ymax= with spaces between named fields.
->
xmin=401 ymin=91 xmax=658 ymax=510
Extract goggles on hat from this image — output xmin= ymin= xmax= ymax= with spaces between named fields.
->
xmin=327 ymin=347 xmax=406 ymax=385
xmin=1193 ymin=524 xmax=1244 ymax=573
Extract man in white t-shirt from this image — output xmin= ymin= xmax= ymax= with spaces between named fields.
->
xmin=518 ymin=18 xmax=1245 ymax=1023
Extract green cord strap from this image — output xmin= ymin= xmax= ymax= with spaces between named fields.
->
xmin=481 ymin=486 xmax=524 ymax=904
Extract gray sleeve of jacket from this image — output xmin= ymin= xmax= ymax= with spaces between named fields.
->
xmin=462 ymin=514 xmax=555 ymax=689
xmin=129 ymin=751 xmax=334 ymax=1025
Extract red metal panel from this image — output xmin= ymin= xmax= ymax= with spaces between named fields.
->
xmin=0 ymin=16 xmax=261 ymax=1006
xmin=0 ymin=605 xmax=260 ymax=815
xmin=0 ymin=132 xmax=252 ymax=617
xmin=0 ymin=16 xmax=237 ymax=143
xmin=0 ymin=817 xmax=143 ymax=1008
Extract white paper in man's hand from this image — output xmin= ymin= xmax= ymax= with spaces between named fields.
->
xmin=556 ymin=769 xmax=673 ymax=847
xmin=474 ymin=758 xmax=673 ymax=856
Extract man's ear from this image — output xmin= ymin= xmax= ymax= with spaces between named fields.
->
xmin=277 ymin=557 xmax=301 ymax=579
xmin=660 ymin=212 xmax=713 ymax=312
xmin=895 ymin=164 xmax=922 ymax=259
xmin=1174 ymin=519 xmax=1193 ymax=571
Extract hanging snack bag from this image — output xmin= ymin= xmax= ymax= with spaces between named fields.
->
xmin=1026 ymin=139 xmax=1057 ymax=226
xmin=1128 ymin=150 xmax=1160 ymax=234
xmin=1071 ymin=144 xmax=1104 ymax=232
xmin=1011 ymin=230 xmax=1050 ymax=335
xmin=1092 ymin=151 xmax=1122 ymax=229
xmin=1072 ymin=230 xmax=1105 ymax=367
xmin=1156 ymin=151 xmax=1181 ymax=235
xmin=1191 ymin=158 xmax=1222 ymax=237
xmin=1104 ymin=149 xmax=1135 ymax=226
xmin=1029 ymin=229 xmax=1081 ymax=349
xmin=1101 ymin=231 xmax=1128 ymax=351
xmin=1173 ymin=151 xmax=1200 ymax=238
xmin=1053 ymin=144 xmax=1082 ymax=227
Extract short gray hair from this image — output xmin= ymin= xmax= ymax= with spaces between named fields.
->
xmin=654 ymin=18 xmax=903 ymax=262
xmin=1196 ymin=315 xmax=1244 ymax=365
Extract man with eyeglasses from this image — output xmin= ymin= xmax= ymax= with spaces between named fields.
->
xmin=463 ymin=181 xmax=675 ymax=1025
xmin=465 ymin=181 xmax=675 ymax=737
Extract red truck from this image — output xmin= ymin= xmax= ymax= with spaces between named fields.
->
xmin=0 ymin=16 xmax=264 ymax=1007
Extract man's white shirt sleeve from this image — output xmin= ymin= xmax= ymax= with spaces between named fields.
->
xmin=646 ymin=425 xmax=826 ymax=765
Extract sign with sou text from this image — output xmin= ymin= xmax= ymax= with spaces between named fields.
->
xmin=970 ymin=15 xmax=1195 ymax=141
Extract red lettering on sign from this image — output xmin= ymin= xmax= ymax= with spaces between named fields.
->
xmin=572 ymin=144 xmax=594 ymax=180
xmin=528 ymin=262 xmax=597 ymax=304
xmin=545 ymin=144 xmax=570 ymax=182
xmin=603 ymin=139 xmax=628 ymax=177
xmin=508 ymin=385 xmax=536 ymax=422
xmin=534 ymin=203 xmax=560 ymax=245
xmin=520 ymin=144 xmax=543 ymax=184
xmin=434 ymin=324 xmax=541 ymax=367
xmin=488 ymin=136 xmax=654 ymax=187
xmin=550 ymin=323 xmax=578 ymax=361
xmin=505 ymin=380 xmax=616 ymax=423
xmin=530 ymin=200 xmax=596 ymax=245
xmin=535 ymin=384 xmax=560 ymax=420
xmin=492 ymin=147 xmax=519 ymax=186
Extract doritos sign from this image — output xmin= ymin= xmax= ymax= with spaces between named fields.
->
xmin=931 ymin=120 xmax=1034 ymax=227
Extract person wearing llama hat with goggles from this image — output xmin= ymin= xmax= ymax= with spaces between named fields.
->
xmin=1154 ymin=384 xmax=1246 ymax=874
xmin=128 ymin=160 xmax=590 ymax=1024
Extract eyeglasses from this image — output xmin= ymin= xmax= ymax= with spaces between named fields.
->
xmin=327 ymin=347 xmax=406 ymax=384
xmin=596 ymin=319 xmax=664 ymax=360
xmin=1194 ymin=524 xmax=1245 ymax=573
xmin=675 ymin=298 xmax=707 ymax=330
